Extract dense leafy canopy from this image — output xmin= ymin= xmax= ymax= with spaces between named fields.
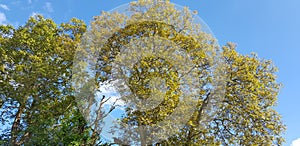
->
xmin=159 ymin=44 xmax=285 ymax=145
xmin=0 ymin=15 xmax=103 ymax=145
xmin=0 ymin=0 xmax=285 ymax=145
xmin=76 ymin=0 xmax=285 ymax=145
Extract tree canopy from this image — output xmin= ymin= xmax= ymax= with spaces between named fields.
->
xmin=0 ymin=0 xmax=285 ymax=145
xmin=0 ymin=15 xmax=103 ymax=145
xmin=74 ymin=0 xmax=285 ymax=145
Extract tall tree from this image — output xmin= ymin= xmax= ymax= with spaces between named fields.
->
xmin=79 ymin=0 xmax=285 ymax=145
xmin=0 ymin=1 xmax=285 ymax=145
xmin=159 ymin=43 xmax=285 ymax=145
xmin=0 ymin=15 xmax=102 ymax=145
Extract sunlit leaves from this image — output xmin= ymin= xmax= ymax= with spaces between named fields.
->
xmin=81 ymin=0 xmax=285 ymax=145
xmin=0 ymin=15 xmax=94 ymax=145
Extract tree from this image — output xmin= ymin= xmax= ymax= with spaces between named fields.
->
xmin=77 ymin=0 xmax=285 ymax=145
xmin=0 ymin=0 xmax=285 ymax=145
xmin=0 ymin=15 xmax=103 ymax=145
xmin=159 ymin=43 xmax=285 ymax=145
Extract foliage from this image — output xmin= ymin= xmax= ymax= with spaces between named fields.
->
xmin=159 ymin=43 xmax=286 ymax=145
xmin=0 ymin=15 xmax=103 ymax=145
xmin=80 ymin=0 xmax=286 ymax=145
xmin=0 ymin=0 xmax=285 ymax=145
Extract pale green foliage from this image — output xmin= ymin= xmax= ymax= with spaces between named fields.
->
xmin=0 ymin=0 xmax=285 ymax=145
xmin=160 ymin=44 xmax=285 ymax=145
xmin=216 ymin=44 xmax=285 ymax=145
xmin=80 ymin=0 xmax=285 ymax=145
xmin=78 ymin=0 xmax=221 ymax=145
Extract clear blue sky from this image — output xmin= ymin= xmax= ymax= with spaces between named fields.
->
xmin=1 ymin=0 xmax=299 ymax=145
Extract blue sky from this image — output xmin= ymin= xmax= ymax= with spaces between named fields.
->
xmin=0 ymin=0 xmax=299 ymax=145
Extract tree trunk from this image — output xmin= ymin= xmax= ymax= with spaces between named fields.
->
xmin=11 ymin=105 xmax=24 ymax=146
